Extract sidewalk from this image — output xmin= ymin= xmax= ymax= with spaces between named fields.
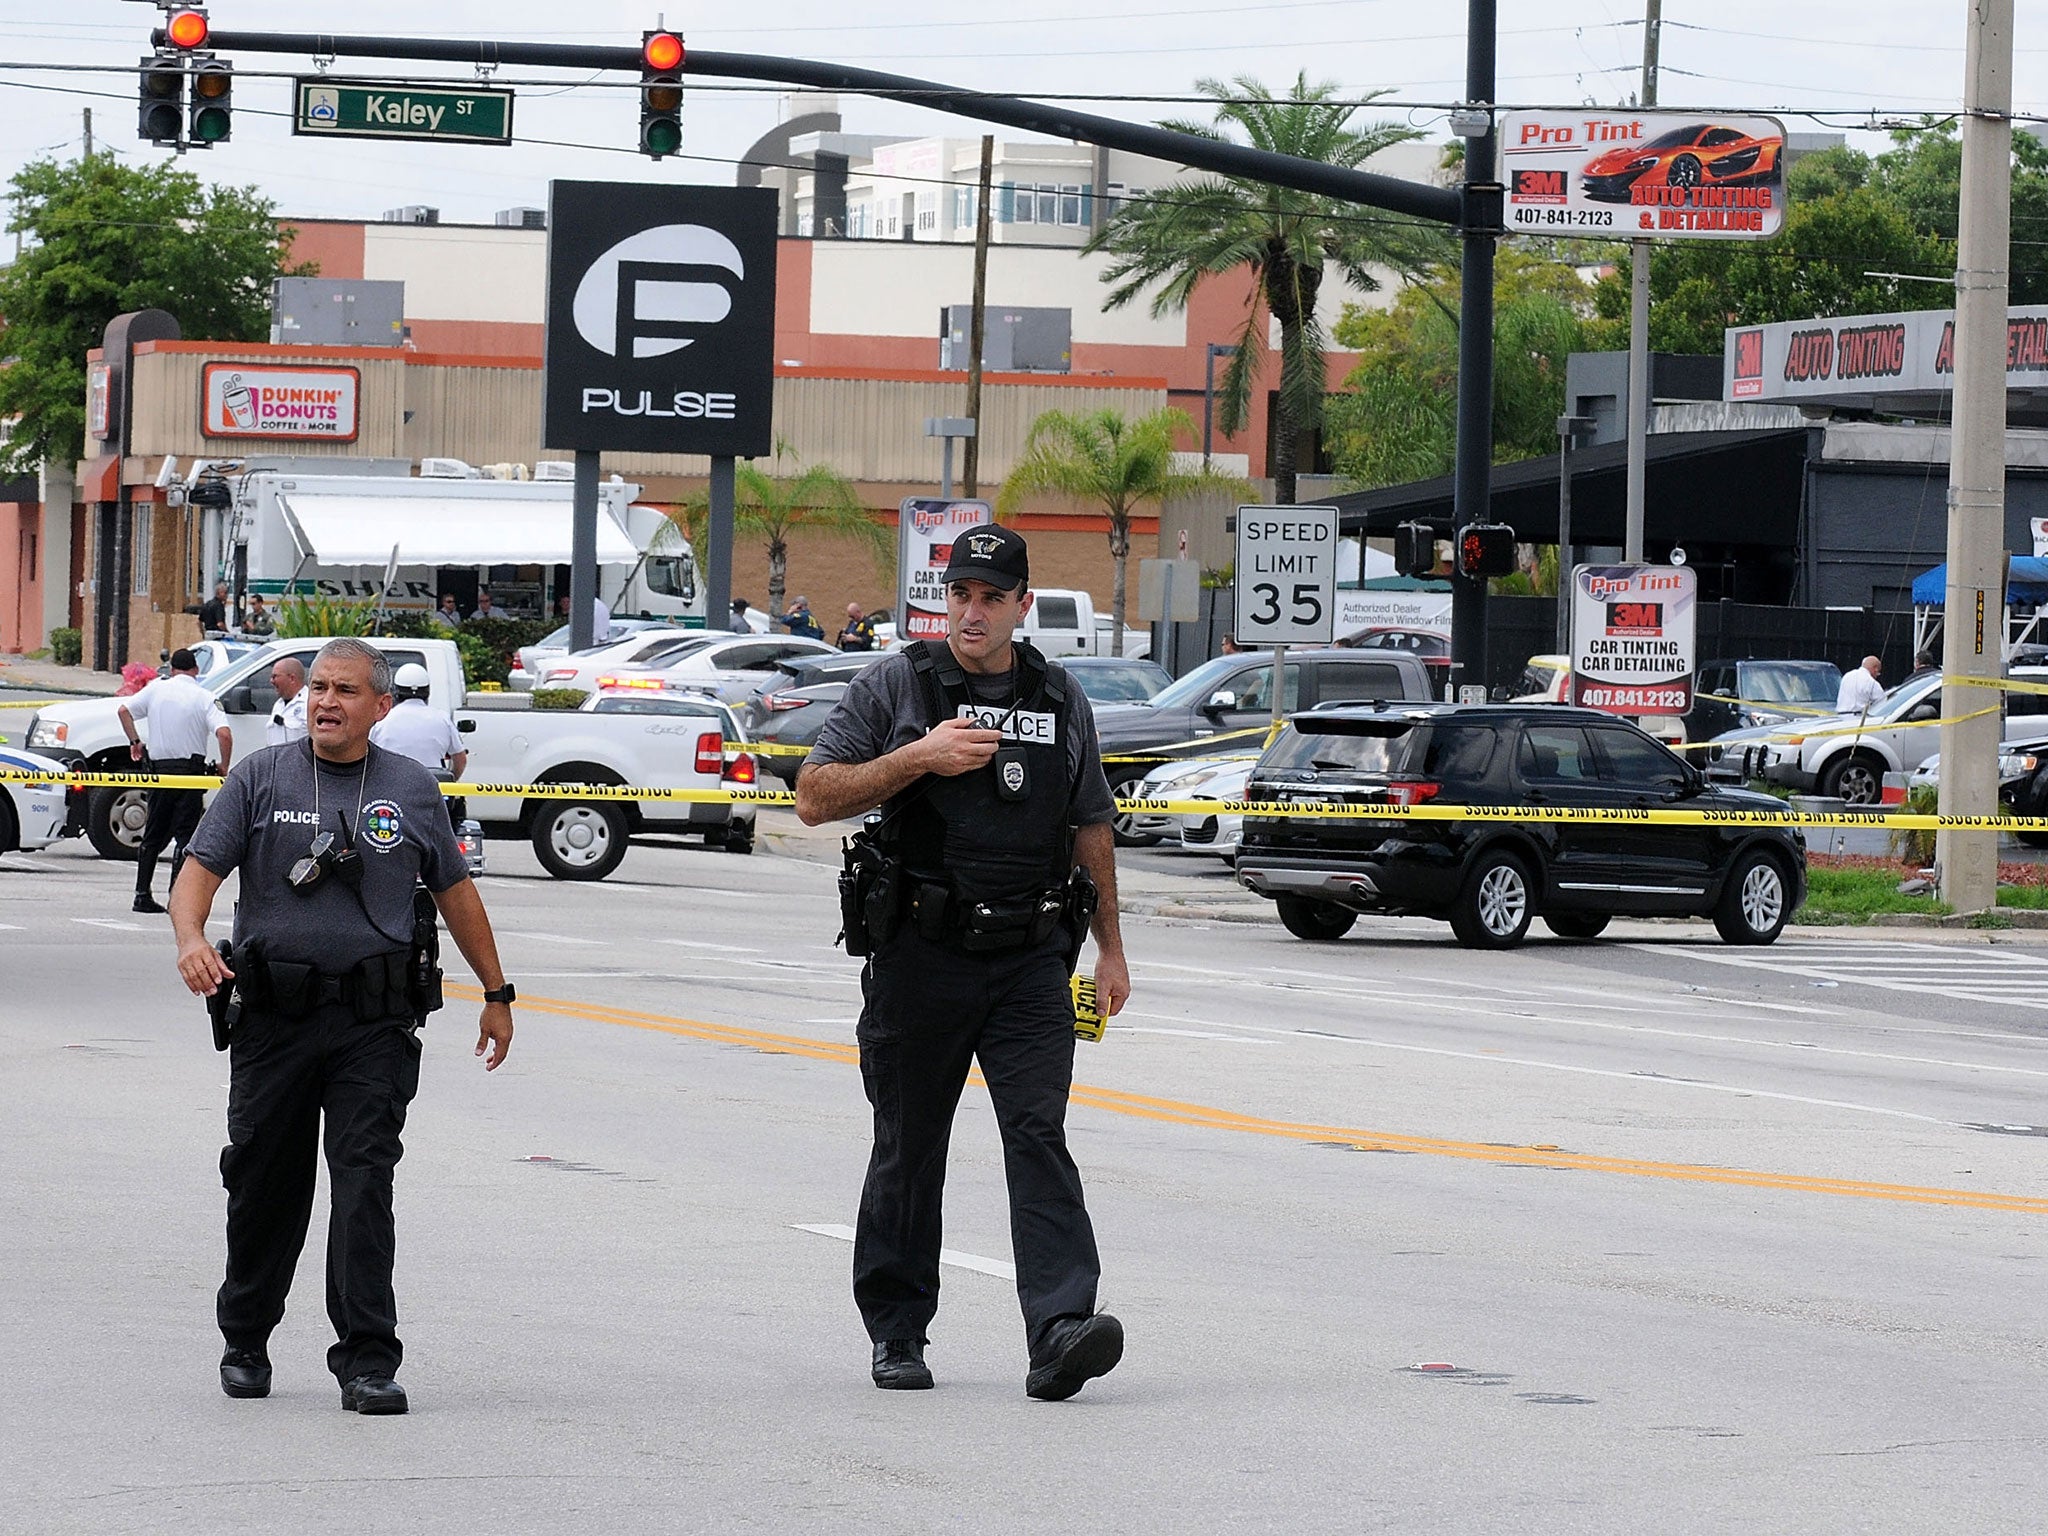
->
xmin=0 ymin=656 xmax=122 ymax=697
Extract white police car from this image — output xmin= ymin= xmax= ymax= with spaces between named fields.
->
xmin=0 ymin=746 xmax=73 ymax=856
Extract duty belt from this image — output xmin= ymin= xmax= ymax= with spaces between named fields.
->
xmin=907 ymin=877 xmax=1070 ymax=954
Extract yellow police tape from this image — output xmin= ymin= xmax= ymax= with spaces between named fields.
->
xmin=0 ymin=699 xmax=63 ymax=709
xmin=7 ymin=766 xmax=2044 ymax=830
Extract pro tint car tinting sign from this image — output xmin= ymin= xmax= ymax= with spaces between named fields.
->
xmin=542 ymin=182 xmax=777 ymax=457
xmin=1499 ymin=112 xmax=1787 ymax=241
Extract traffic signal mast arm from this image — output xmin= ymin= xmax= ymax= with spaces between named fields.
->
xmin=152 ymin=27 xmax=1467 ymax=225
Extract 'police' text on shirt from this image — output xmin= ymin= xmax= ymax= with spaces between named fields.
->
xmin=953 ymin=705 xmax=1057 ymax=744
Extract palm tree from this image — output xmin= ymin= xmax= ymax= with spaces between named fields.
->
xmin=655 ymin=443 xmax=891 ymax=619
xmin=1086 ymin=74 xmax=1450 ymax=504
xmin=995 ymin=407 xmax=1247 ymax=655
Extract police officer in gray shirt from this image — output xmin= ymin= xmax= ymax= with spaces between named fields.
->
xmin=798 ymin=525 xmax=1132 ymax=1401
xmin=170 ymin=638 xmax=517 ymax=1416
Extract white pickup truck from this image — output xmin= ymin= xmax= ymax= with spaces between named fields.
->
xmin=24 ymin=637 xmax=470 ymax=859
xmin=459 ymin=689 xmax=762 ymax=880
xmin=993 ymin=588 xmax=1151 ymax=658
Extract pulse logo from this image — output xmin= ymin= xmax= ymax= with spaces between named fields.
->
xmin=571 ymin=224 xmax=744 ymax=422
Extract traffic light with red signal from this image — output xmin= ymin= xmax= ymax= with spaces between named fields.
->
xmin=1456 ymin=523 xmax=1517 ymax=579
xmin=640 ymin=30 xmax=684 ymax=158
xmin=140 ymin=8 xmax=230 ymax=149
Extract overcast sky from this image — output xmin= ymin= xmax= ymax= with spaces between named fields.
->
xmin=0 ymin=2 xmax=2040 ymax=227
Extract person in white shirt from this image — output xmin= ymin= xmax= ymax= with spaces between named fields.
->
xmin=1835 ymin=655 xmax=1886 ymax=716
xmin=429 ymin=594 xmax=462 ymax=630
xmin=468 ymin=590 xmax=499 ymax=623
xmin=370 ymin=663 xmax=467 ymax=828
xmin=118 ymin=648 xmax=232 ymax=914
xmin=265 ymin=657 xmax=308 ymax=747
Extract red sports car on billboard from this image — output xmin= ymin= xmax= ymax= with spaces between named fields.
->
xmin=1579 ymin=123 xmax=1783 ymax=203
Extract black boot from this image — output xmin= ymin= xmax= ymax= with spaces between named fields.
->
xmin=1026 ymin=1313 xmax=1124 ymax=1401
xmin=219 ymin=1347 xmax=271 ymax=1399
xmin=871 ymin=1339 xmax=933 ymax=1390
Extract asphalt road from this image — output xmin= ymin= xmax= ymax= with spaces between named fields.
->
xmin=4 ymin=820 xmax=2046 ymax=1534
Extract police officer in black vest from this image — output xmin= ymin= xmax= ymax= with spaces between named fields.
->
xmin=170 ymin=638 xmax=517 ymax=1416
xmin=798 ymin=524 xmax=1132 ymax=1400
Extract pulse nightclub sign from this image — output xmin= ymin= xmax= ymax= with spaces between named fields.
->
xmin=542 ymin=182 xmax=778 ymax=457
xmin=1499 ymin=111 xmax=1788 ymax=240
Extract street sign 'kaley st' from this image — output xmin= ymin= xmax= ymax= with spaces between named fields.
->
xmin=542 ymin=182 xmax=779 ymax=459
xmin=292 ymin=80 xmax=513 ymax=145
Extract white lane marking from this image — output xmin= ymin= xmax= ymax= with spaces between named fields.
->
xmin=1512 ymin=979 xmax=1836 ymax=1017
xmin=1286 ymin=1029 xmax=1953 ymax=1126
xmin=72 ymin=918 xmax=145 ymax=932
xmin=1117 ymin=1025 xmax=1278 ymax=1044
xmin=656 ymin=938 xmax=762 ymax=953
xmin=0 ymin=922 xmax=23 ymax=930
xmin=1659 ymin=946 xmax=2048 ymax=1013
xmin=499 ymin=930 xmax=608 ymax=946
xmin=792 ymin=1223 xmax=1015 ymax=1281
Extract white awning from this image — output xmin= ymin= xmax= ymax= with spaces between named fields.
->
xmin=278 ymin=493 xmax=641 ymax=567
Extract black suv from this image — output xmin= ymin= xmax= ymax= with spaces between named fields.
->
xmin=1235 ymin=703 xmax=1806 ymax=949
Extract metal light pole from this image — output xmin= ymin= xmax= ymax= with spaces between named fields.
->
xmin=1937 ymin=0 xmax=2014 ymax=913
xmin=1623 ymin=0 xmax=1662 ymax=562
xmin=1447 ymin=0 xmax=1502 ymax=700
xmin=1555 ymin=413 xmax=1596 ymax=653
xmin=1202 ymin=343 xmax=1237 ymax=467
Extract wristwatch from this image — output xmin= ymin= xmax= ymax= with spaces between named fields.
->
xmin=483 ymin=984 xmax=517 ymax=1006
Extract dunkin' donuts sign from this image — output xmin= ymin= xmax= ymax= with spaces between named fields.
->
xmin=201 ymin=362 xmax=360 ymax=441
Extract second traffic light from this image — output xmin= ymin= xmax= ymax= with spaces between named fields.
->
xmin=138 ymin=53 xmax=183 ymax=144
xmin=1393 ymin=521 xmax=1437 ymax=578
xmin=1456 ymin=523 xmax=1518 ymax=579
xmin=640 ymin=30 xmax=684 ymax=158
xmin=188 ymin=57 xmax=232 ymax=145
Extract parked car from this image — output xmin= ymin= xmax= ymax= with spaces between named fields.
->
xmin=598 ymin=634 xmax=840 ymax=704
xmin=1510 ymin=653 xmax=1685 ymax=747
xmin=1124 ymin=751 xmax=1259 ymax=848
xmin=508 ymin=618 xmax=676 ymax=691
xmin=161 ymin=638 xmax=260 ymax=681
xmin=1337 ymin=626 xmax=1451 ymax=695
xmin=1060 ymin=655 xmax=1174 ymax=705
xmin=1716 ymin=665 xmax=2048 ymax=804
xmin=0 ymin=746 xmax=74 ymax=857
xmin=1235 ymin=702 xmax=1807 ymax=949
xmin=1176 ymin=755 xmax=1258 ymax=862
xmin=1910 ymin=733 xmax=2048 ymax=848
xmin=1092 ymin=649 xmax=1436 ymax=845
xmin=738 ymin=651 xmax=891 ymax=783
xmin=1682 ymin=659 xmax=1842 ymax=742
xmin=528 ymin=628 xmax=715 ymax=695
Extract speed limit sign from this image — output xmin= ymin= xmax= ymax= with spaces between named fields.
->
xmin=1234 ymin=505 xmax=1338 ymax=645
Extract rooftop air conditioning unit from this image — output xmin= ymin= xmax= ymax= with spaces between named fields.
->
xmin=419 ymin=458 xmax=478 ymax=478
xmin=533 ymin=461 xmax=577 ymax=481
xmin=382 ymin=205 xmax=440 ymax=224
xmin=494 ymin=207 xmax=547 ymax=229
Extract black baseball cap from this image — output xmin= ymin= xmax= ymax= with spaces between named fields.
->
xmin=942 ymin=524 xmax=1029 ymax=592
xmin=168 ymin=647 xmax=198 ymax=671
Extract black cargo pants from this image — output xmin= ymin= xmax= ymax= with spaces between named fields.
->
xmin=135 ymin=757 xmax=206 ymax=898
xmin=216 ymin=1001 xmax=422 ymax=1384
xmin=854 ymin=927 xmax=1100 ymax=1361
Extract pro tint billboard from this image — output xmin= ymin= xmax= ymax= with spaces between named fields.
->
xmin=1500 ymin=111 xmax=1787 ymax=240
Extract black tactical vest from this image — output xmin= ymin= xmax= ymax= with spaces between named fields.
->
xmin=893 ymin=639 xmax=1076 ymax=905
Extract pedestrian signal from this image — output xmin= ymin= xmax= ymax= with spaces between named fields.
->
xmin=1456 ymin=523 xmax=1517 ymax=579
xmin=1394 ymin=521 xmax=1437 ymax=578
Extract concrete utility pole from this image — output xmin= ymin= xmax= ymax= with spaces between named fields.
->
xmin=82 ymin=107 xmax=92 ymax=158
xmin=1622 ymin=0 xmax=1661 ymax=561
xmin=962 ymin=134 xmax=994 ymax=498
xmin=1937 ymin=0 xmax=2014 ymax=914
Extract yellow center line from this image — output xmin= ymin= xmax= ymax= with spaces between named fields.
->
xmin=452 ymin=984 xmax=2048 ymax=1218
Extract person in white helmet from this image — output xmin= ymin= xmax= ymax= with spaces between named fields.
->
xmin=369 ymin=664 xmax=466 ymax=832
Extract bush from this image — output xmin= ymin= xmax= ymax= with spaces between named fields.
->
xmin=275 ymin=596 xmax=376 ymax=638
xmin=48 ymin=627 xmax=81 ymax=665
xmin=1886 ymin=784 xmax=1939 ymax=867
xmin=531 ymin=688 xmax=589 ymax=710
xmin=453 ymin=629 xmax=508 ymax=687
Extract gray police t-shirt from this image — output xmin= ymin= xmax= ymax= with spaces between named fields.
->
xmin=187 ymin=740 xmax=466 ymax=972
xmin=805 ymin=646 xmax=1115 ymax=826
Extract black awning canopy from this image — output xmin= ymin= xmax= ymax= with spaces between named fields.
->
xmin=1329 ymin=428 xmax=1812 ymax=548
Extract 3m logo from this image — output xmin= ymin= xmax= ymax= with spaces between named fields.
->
xmin=1606 ymin=601 xmax=1663 ymax=636
xmin=1731 ymin=328 xmax=1764 ymax=398
xmin=1512 ymin=169 xmax=1567 ymax=203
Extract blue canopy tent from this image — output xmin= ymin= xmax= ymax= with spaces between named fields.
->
xmin=1911 ymin=556 xmax=2048 ymax=655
